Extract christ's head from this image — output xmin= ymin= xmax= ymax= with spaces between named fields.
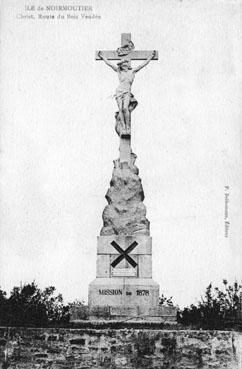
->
xmin=117 ymin=60 xmax=131 ymax=72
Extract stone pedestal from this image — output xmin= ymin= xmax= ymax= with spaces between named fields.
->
xmin=88 ymin=235 xmax=162 ymax=320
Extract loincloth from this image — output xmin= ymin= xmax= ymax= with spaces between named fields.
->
xmin=115 ymin=91 xmax=131 ymax=99
xmin=114 ymin=92 xmax=138 ymax=111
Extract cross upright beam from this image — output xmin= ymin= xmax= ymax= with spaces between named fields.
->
xmin=121 ymin=33 xmax=131 ymax=46
xmin=95 ymin=33 xmax=158 ymax=61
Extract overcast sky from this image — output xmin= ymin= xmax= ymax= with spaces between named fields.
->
xmin=1 ymin=0 xmax=242 ymax=307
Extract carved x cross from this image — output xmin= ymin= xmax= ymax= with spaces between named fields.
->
xmin=111 ymin=240 xmax=138 ymax=268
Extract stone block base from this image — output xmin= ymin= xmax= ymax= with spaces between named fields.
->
xmin=69 ymin=277 xmax=177 ymax=322
xmin=88 ymin=277 xmax=160 ymax=319
xmin=70 ymin=304 xmax=178 ymax=322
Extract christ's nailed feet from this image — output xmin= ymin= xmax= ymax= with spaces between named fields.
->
xmin=121 ymin=130 xmax=131 ymax=138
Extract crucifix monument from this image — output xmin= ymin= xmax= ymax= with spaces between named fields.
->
xmin=86 ymin=34 xmax=175 ymax=321
xmin=96 ymin=33 xmax=158 ymax=164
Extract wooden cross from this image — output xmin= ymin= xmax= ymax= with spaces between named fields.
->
xmin=95 ymin=33 xmax=158 ymax=164
xmin=95 ymin=33 xmax=158 ymax=61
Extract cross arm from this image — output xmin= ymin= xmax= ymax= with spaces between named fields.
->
xmin=111 ymin=241 xmax=125 ymax=254
xmin=95 ymin=50 xmax=158 ymax=61
xmin=111 ymin=253 xmax=137 ymax=269
xmin=133 ymin=51 xmax=155 ymax=73
xmin=98 ymin=51 xmax=118 ymax=71
xmin=111 ymin=255 xmax=124 ymax=268
xmin=125 ymin=241 xmax=138 ymax=253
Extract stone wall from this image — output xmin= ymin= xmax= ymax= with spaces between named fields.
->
xmin=0 ymin=327 xmax=241 ymax=369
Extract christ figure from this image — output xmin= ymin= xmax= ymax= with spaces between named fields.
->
xmin=98 ymin=50 xmax=156 ymax=135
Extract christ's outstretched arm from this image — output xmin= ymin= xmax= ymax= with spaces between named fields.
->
xmin=133 ymin=50 xmax=156 ymax=73
xmin=98 ymin=51 xmax=118 ymax=72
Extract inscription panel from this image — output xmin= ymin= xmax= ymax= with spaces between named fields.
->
xmin=111 ymin=267 xmax=137 ymax=277
xmin=137 ymin=289 xmax=150 ymax=296
xmin=110 ymin=254 xmax=138 ymax=277
xmin=99 ymin=289 xmax=123 ymax=295
xmin=98 ymin=288 xmax=151 ymax=296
